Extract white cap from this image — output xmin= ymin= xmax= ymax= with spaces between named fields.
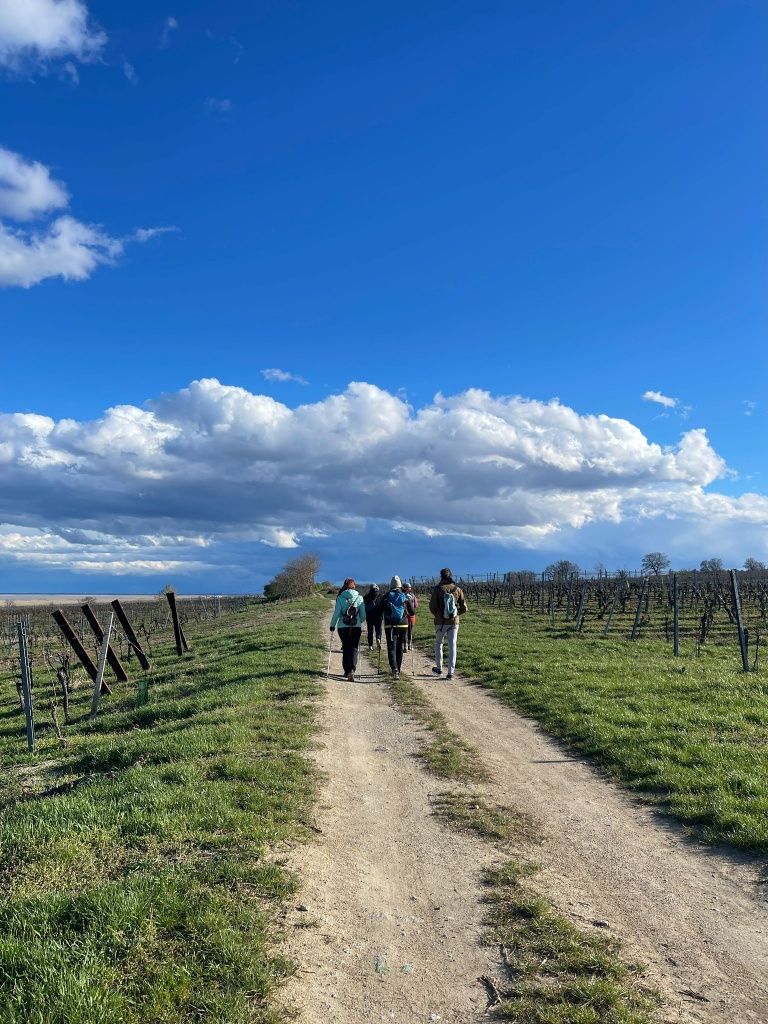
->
xmin=390 ymin=575 xmax=402 ymax=589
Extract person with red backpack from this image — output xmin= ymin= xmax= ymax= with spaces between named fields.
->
xmin=377 ymin=576 xmax=414 ymax=680
xmin=330 ymin=577 xmax=366 ymax=682
xmin=402 ymin=582 xmax=419 ymax=651
xmin=428 ymin=567 xmax=467 ymax=680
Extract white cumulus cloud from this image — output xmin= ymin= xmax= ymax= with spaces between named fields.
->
xmin=642 ymin=389 xmax=678 ymax=409
xmin=0 ymin=378 xmax=765 ymax=576
xmin=0 ymin=0 xmax=105 ymax=70
xmin=0 ymin=146 xmax=171 ymax=288
xmin=0 ymin=146 xmax=69 ymax=219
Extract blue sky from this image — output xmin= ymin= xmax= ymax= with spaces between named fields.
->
xmin=0 ymin=0 xmax=766 ymax=592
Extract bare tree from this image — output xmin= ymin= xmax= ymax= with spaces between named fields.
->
xmin=641 ymin=552 xmax=670 ymax=575
xmin=744 ymin=558 xmax=766 ymax=572
xmin=543 ymin=560 xmax=580 ymax=580
xmin=700 ymin=558 xmax=724 ymax=573
xmin=264 ymin=552 xmax=321 ymax=599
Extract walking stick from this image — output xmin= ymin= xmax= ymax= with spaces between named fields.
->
xmin=325 ymin=631 xmax=333 ymax=681
xmin=377 ymin=637 xmax=382 ymax=676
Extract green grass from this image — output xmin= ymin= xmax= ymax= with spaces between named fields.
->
xmin=483 ymin=861 xmax=660 ymax=1023
xmin=0 ymin=598 xmax=326 ymax=1024
xmin=451 ymin=604 xmax=768 ymax=852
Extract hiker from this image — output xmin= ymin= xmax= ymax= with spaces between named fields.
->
xmin=402 ymin=582 xmax=419 ymax=650
xmin=363 ymin=584 xmax=382 ymax=650
xmin=378 ymin=576 xmax=414 ymax=679
xmin=330 ymin=577 xmax=366 ymax=682
xmin=429 ymin=567 xmax=467 ymax=679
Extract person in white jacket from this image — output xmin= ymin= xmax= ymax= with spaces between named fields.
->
xmin=330 ymin=577 xmax=366 ymax=681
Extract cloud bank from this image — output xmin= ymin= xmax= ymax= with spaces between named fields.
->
xmin=0 ymin=378 xmax=766 ymax=576
xmin=0 ymin=146 xmax=169 ymax=288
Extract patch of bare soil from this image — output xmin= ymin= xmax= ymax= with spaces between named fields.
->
xmin=406 ymin=641 xmax=768 ymax=1024
xmin=280 ymin=638 xmax=499 ymax=1023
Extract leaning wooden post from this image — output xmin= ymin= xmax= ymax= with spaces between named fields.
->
xmin=730 ymin=570 xmax=750 ymax=673
xmin=165 ymin=591 xmax=190 ymax=656
xmin=630 ymin=577 xmax=648 ymax=640
xmin=574 ymin=589 xmax=586 ymax=631
xmin=603 ymin=579 xmax=623 ymax=636
xmin=110 ymin=600 xmax=151 ymax=670
xmin=81 ymin=604 xmax=129 ymax=682
xmin=672 ymin=573 xmax=680 ymax=657
xmin=90 ymin=613 xmax=114 ymax=721
xmin=17 ymin=622 xmax=35 ymax=752
xmin=52 ymin=609 xmax=111 ymax=694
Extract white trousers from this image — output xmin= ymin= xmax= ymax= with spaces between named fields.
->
xmin=434 ymin=624 xmax=458 ymax=674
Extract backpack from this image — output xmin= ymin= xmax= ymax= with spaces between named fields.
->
xmin=342 ymin=595 xmax=360 ymax=626
xmin=384 ymin=590 xmax=407 ymax=626
xmin=443 ymin=587 xmax=457 ymax=619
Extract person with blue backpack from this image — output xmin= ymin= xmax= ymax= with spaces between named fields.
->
xmin=330 ymin=577 xmax=366 ymax=682
xmin=377 ymin=576 xmax=415 ymax=680
xmin=429 ymin=567 xmax=467 ymax=679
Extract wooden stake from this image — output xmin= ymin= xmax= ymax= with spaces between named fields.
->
xmin=17 ymin=622 xmax=35 ymax=752
xmin=52 ymin=609 xmax=111 ymax=694
xmin=166 ymin=591 xmax=190 ymax=656
xmin=90 ymin=613 xmax=114 ymax=720
xmin=110 ymin=599 xmax=151 ymax=670
xmin=82 ymin=603 xmax=129 ymax=682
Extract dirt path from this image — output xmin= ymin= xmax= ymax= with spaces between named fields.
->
xmin=405 ymin=640 xmax=768 ymax=1024
xmin=280 ymin=637 xmax=500 ymax=1023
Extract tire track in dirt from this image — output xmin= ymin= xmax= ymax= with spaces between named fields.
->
xmin=279 ymin=636 xmax=499 ymax=1023
xmin=406 ymin=642 xmax=768 ymax=1024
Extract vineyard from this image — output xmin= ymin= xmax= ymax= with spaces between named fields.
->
xmin=1 ymin=593 xmax=253 ymax=752
xmin=413 ymin=568 xmax=768 ymax=670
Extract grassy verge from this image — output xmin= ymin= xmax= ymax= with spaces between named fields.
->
xmin=0 ymin=597 xmax=326 ymax=1024
xmin=449 ymin=605 xmax=768 ymax=852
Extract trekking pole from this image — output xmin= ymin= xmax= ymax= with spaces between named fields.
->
xmin=377 ymin=639 xmax=382 ymax=676
xmin=411 ymin=629 xmax=415 ymax=677
xmin=325 ymin=632 xmax=333 ymax=681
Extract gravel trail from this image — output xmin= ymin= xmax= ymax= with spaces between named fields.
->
xmin=406 ymin=640 xmax=768 ymax=1024
xmin=280 ymin=637 xmax=499 ymax=1023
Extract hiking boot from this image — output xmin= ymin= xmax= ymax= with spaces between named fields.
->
xmin=431 ymin=667 xmax=442 ymax=676
xmin=376 ymin=639 xmax=382 ymax=649
xmin=347 ymin=671 xmax=355 ymax=682
xmin=392 ymin=671 xmax=399 ymax=680
xmin=447 ymin=673 xmax=454 ymax=680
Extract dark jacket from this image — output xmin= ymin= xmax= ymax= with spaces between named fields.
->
xmin=429 ymin=579 xmax=467 ymax=626
xmin=364 ymin=588 xmax=382 ymax=625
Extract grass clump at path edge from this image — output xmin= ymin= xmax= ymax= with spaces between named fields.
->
xmin=0 ymin=597 xmax=326 ymax=1024
xmin=483 ymin=861 xmax=659 ymax=1023
xmin=387 ymin=671 xmax=487 ymax=782
xmin=431 ymin=790 xmax=539 ymax=844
